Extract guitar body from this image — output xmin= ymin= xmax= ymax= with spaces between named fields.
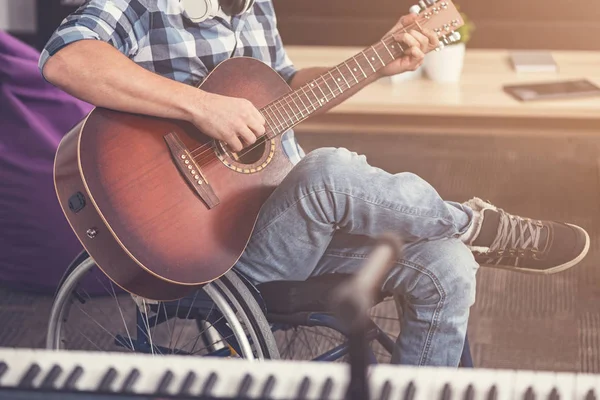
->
xmin=54 ymin=58 xmax=294 ymax=300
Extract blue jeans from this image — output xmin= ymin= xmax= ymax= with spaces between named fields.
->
xmin=236 ymin=147 xmax=479 ymax=367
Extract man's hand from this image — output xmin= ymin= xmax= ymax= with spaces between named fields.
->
xmin=379 ymin=13 xmax=440 ymax=77
xmin=191 ymin=92 xmax=266 ymax=152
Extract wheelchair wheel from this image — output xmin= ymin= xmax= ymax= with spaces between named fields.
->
xmin=271 ymin=298 xmax=400 ymax=363
xmin=46 ymin=254 xmax=279 ymax=360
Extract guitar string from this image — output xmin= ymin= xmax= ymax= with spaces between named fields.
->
xmin=189 ymin=17 xmax=434 ymax=167
xmin=191 ymin=36 xmax=402 ymax=167
xmin=186 ymin=17 xmax=426 ymax=160
xmin=192 ymin=35 xmax=401 ymax=167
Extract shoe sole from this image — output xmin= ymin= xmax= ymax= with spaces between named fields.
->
xmin=479 ymin=223 xmax=591 ymax=275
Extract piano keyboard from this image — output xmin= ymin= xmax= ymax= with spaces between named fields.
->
xmin=0 ymin=348 xmax=599 ymax=399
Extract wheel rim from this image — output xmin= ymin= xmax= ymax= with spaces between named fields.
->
xmin=46 ymin=258 xmax=265 ymax=360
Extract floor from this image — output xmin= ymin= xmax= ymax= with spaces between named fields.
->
xmin=1 ymin=132 xmax=599 ymax=373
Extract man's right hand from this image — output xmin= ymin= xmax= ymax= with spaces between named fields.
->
xmin=191 ymin=92 xmax=267 ymax=153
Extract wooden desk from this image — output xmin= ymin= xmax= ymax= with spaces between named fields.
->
xmin=285 ymin=46 xmax=600 ymax=137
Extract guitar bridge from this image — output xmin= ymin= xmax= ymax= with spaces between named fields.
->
xmin=164 ymin=132 xmax=220 ymax=209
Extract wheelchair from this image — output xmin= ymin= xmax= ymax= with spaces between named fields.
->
xmin=46 ymin=251 xmax=473 ymax=367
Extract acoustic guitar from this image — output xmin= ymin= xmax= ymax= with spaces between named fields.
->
xmin=54 ymin=0 xmax=464 ymax=300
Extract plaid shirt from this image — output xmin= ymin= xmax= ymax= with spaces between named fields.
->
xmin=39 ymin=0 xmax=305 ymax=164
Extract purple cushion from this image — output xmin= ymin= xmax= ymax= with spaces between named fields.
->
xmin=0 ymin=30 xmax=96 ymax=292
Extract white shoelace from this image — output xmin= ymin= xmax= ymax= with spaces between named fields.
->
xmin=488 ymin=211 xmax=543 ymax=259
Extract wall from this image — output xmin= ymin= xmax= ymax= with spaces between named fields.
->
xmin=0 ymin=0 xmax=36 ymax=33
xmin=273 ymin=0 xmax=600 ymax=50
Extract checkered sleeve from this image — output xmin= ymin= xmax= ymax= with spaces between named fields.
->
xmin=265 ymin=4 xmax=297 ymax=84
xmin=39 ymin=0 xmax=148 ymax=74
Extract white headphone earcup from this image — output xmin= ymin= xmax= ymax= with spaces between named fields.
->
xmin=243 ymin=0 xmax=256 ymax=13
xmin=180 ymin=0 xmax=219 ymax=23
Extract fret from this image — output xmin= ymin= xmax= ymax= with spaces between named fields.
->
xmin=295 ymin=87 xmax=311 ymax=113
xmin=263 ymin=108 xmax=278 ymax=131
xmin=288 ymin=93 xmax=306 ymax=118
xmin=279 ymin=100 xmax=296 ymax=124
xmin=343 ymin=61 xmax=360 ymax=84
xmin=381 ymin=40 xmax=395 ymax=59
xmin=286 ymin=95 xmax=303 ymax=122
xmin=391 ymin=40 xmax=405 ymax=55
xmin=299 ymin=86 xmax=318 ymax=111
xmin=312 ymin=80 xmax=329 ymax=106
xmin=351 ymin=56 xmax=367 ymax=79
xmin=306 ymin=82 xmax=322 ymax=109
xmin=335 ymin=66 xmax=351 ymax=88
xmin=371 ymin=45 xmax=386 ymax=67
xmin=261 ymin=110 xmax=277 ymax=134
xmin=329 ymin=71 xmax=343 ymax=93
xmin=320 ymin=75 xmax=336 ymax=99
xmin=269 ymin=104 xmax=285 ymax=129
xmin=361 ymin=51 xmax=377 ymax=72
xmin=257 ymin=34 xmax=418 ymax=138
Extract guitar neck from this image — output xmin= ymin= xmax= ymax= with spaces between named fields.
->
xmin=260 ymin=34 xmax=406 ymax=138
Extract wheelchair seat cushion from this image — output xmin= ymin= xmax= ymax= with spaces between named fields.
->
xmin=256 ymin=273 xmax=388 ymax=315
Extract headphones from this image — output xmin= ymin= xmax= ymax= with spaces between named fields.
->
xmin=180 ymin=0 xmax=255 ymax=23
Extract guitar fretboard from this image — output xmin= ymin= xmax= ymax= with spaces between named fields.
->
xmin=260 ymin=33 xmax=407 ymax=138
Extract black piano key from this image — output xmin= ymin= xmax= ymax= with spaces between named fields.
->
xmin=404 ymin=381 xmax=416 ymax=400
xmin=585 ymin=389 xmax=597 ymax=400
xmin=156 ymin=370 xmax=174 ymax=394
xmin=319 ymin=377 xmax=333 ymax=400
xmin=548 ymin=388 xmax=560 ymax=400
xmin=463 ymin=384 xmax=475 ymax=400
xmin=40 ymin=365 xmax=63 ymax=389
xmin=378 ymin=380 xmax=392 ymax=400
xmin=18 ymin=363 xmax=41 ymax=388
xmin=441 ymin=383 xmax=452 ymax=400
xmin=296 ymin=377 xmax=311 ymax=400
xmin=525 ymin=387 xmax=536 ymax=400
xmin=260 ymin=375 xmax=276 ymax=399
xmin=0 ymin=362 xmax=7 ymax=381
xmin=121 ymin=368 xmax=140 ymax=393
xmin=201 ymin=372 xmax=218 ymax=396
xmin=63 ymin=366 xmax=84 ymax=390
xmin=97 ymin=367 xmax=117 ymax=392
xmin=179 ymin=371 xmax=196 ymax=396
xmin=237 ymin=374 xmax=253 ymax=398
xmin=487 ymin=385 xmax=498 ymax=400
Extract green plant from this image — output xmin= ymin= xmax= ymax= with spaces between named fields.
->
xmin=454 ymin=5 xmax=475 ymax=45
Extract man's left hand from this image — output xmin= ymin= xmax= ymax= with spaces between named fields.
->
xmin=379 ymin=14 xmax=440 ymax=77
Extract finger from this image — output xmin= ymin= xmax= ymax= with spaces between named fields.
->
xmin=237 ymin=126 xmax=257 ymax=146
xmin=226 ymin=134 xmax=244 ymax=152
xmin=409 ymin=29 xmax=430 ymax=53
xmin=254 ymin=109 xmax=266 ymax=127
xmin=393 ymin=31 xmax=420 ymax=50
xmin=421 ymin=28 xmax=440 ymax=50
xmin=399 ymin=13 xmax=418 ymax=27
xmin=248 ymin=119 xmax=266 ymax=138
xmin=408 ymin=46 xmax=425 ymax=62
xmin=400 ymin=46 xmax=425 ymax=67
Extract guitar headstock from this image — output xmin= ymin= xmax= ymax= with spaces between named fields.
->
xmin=408 ymin=0 xmax=465 ymax=51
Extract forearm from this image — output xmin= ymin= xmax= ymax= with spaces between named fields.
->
xmin=42 ymin=40 xmax=205 ymax=122
xmin=289 ymin=67 xmax=381 ymax=116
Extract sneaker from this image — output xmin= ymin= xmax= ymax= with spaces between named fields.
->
xmin=464 ymin=198 xmax=590 ymax=274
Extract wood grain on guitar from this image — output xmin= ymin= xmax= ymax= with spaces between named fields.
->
xmin=54 ymin=0 xmax=464 ymax=300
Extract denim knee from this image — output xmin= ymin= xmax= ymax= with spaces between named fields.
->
xmin=395 ymin=239 xmax=478 ymax=310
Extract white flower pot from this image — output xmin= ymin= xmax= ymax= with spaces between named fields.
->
xmin=423 ymin=42 xmax=466 ymax=83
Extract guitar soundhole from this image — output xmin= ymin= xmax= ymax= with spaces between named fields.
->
xmin=230 ymin=136 xmax=267 ymax=165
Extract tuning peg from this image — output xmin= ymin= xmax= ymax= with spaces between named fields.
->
xmin=418 ymin=1 xmax=427 ymax=9
xmin=451 ymin=31 xmax=462 ymax=42
xmin=409 ymin=5 xmax=421 ymax=14
xmin=425 ymin=0 xmax=437 ymax=4
xmin=436 ymin=41 xmax=445 ymax=51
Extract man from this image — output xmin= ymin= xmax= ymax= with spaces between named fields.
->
xmin=39 ymin=0 xmax=589 ymax=366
